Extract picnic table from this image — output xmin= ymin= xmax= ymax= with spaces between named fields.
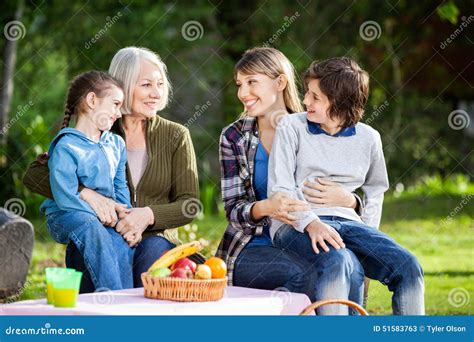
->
xmin=0 ymin=286 xmax=313 ymax=315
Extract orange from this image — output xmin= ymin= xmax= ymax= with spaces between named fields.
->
xmin=204 ymin=257 xmax=227 ymax=279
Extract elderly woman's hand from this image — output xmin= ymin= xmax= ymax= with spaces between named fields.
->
xmin=79 ymin=188 xmax=127 ymax=227
xmin=115 ymin=207 xmax=154 ymax=246
xmin=302 ymin=178 xmax=357 ymax=208
xmin=122 ymin=230 xmax=143 ymax=247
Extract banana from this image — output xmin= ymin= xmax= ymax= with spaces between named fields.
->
xmin=147 ymin=241 xmax=202 ymax=272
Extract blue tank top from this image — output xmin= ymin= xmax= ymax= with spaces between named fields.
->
xmin=246 ymin=141 xmax=272 ymax=248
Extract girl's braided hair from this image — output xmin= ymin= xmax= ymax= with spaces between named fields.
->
xmin=61 ymin=71 xmax=123 ymax=129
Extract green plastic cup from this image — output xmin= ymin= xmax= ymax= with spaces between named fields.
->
xmin=53 ymin=271 xmax=82 ymax=308
xmin=45 ymin=267 xmax=76 ymax=305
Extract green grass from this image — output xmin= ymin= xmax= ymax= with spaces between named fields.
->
xmin=10 ymin=195 xmax=473 ymax=315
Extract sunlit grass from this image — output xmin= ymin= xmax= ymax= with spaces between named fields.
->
xmin=12 ymin=195 xmax=474 ymax=315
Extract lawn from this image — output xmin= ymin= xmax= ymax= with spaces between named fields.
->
xmin=9 ymin=194 xmax=473 ymax=315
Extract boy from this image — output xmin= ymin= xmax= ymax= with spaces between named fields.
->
xmin=268 ymin=57 xmax=424 ymax=315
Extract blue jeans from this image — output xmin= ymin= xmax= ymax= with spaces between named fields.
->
xmin=234 ymin=245 xmax=310 ymax=295
xmin=233 ymin=245 xmax=364 ymax=315
xmin=46 ymin=210 xmax=134 ymax=290
xmin=274 ymin=217 xmax=425 ymax=315
xmin=66 ymin=235 xmax=176 ymax=291
xmin=132 ymin=236 xmax=176 ymax=287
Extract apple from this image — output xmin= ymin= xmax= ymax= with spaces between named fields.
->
xmin=194 ymin=264 xmax=212 ymax=280
xmin=171 ymin=258 xmax=197 ymax=273
xmin=170 ymin=268 xmax=193 ymax=279
xmin=150 ymin=267 xmax=171 ymax=278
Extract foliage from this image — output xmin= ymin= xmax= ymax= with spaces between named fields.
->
xmin=392 ymin=173 xmax=474 ymax=198
xmin=0 ymin=0 xmax=472 ymax=221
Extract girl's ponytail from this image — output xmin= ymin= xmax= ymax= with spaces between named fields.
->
xmin=61 ymin=103 xmax=74 ymax=129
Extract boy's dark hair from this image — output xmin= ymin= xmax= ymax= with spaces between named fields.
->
xmin=303 ymin=57 xmax=369 ymax=127
xmin=61 ymin=71 xmax=123 ymax=129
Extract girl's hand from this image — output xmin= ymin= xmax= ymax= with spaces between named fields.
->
xmin=115 ymin=207 xmax=154 ymax=239
xmin=266 ymin=192 xmax=310 ymax=226
xmin=80 ymin=188 xmax=127 ymax=227
xmin=302 ymin=178 xmax=357 ymax=209
xmin=305 ymin=220 xmax=345 ymax=254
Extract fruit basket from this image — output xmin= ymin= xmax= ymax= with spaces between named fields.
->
xmin=141 ymin=241 xmax=228 ymax=302
xmin=141 ymin=273 xmax=227 ymax=302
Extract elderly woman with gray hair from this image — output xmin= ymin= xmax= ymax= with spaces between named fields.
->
xmin=23 ymin=47 xmax=200 ymax=292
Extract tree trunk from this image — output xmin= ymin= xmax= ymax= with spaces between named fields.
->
xmin=383 ymin=19 xmax=403 ymax=164
xmin=0 ymin=0 xmax=23 ymax=146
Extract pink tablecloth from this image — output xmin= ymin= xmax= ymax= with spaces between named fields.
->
xmin=0 ymin=286 xmax=313 ymax=316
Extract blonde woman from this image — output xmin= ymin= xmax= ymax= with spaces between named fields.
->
xmin=24 ymin=47 xmax=200 ymax=291
xmin=216 ymin=47 xmax=365 ymax=314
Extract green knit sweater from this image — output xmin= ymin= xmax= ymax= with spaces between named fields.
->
xmin=23 ymin=115 xmax=199 ymax=245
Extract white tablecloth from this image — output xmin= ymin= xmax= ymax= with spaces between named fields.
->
xmin=0 ymin=286 xmax=313 ymax=315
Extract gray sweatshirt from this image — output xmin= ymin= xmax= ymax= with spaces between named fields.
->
xmin=268 ymin=112 xmax=389 ymax=239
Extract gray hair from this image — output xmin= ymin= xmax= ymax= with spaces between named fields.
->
xmin=109 ymin=47 xmax=172 ymax=115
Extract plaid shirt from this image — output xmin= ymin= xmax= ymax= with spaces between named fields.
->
xmin=215 ymin=116 xmax=271 ymax=285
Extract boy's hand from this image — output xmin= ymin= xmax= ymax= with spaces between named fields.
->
xmin=266 ymin=192 xmax=310 ymax=226
xmin=303 ymin=178 xmax=357 ymax=209
xmin=305 ymin=220 xmax=345 ymax=254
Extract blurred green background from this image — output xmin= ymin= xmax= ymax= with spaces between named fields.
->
xmin=0 ymin=0 xmax=472 ymax=314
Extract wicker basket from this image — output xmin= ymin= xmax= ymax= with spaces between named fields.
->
xmin=141 ymin=272 xmax=227 ymax=302
xmin=299 ymin=299 xmax=369 ymax=315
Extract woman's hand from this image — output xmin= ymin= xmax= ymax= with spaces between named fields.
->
xmin=302 ymin=178 xmax=357 ymax=209
xmin=305 ymin=220 xmax=345 ymax=254
xmin=263 ymin=192 xmax=310 ymax=226
xmin=79 ymin=188 xmax=127 ymax=227
xmin=115 ymin=207 xmax=154 ymax=247
xmin=122 ymin=230 xmax=143 ymax=248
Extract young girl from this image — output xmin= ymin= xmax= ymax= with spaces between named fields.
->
xmin=40 ymin=71 xmax=134 ymax=291
xmin=216 ymin=47 xmax=365 ymax=314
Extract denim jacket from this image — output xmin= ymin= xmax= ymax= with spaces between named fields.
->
xmin=40 ymin=128 xmax=131 ymax=216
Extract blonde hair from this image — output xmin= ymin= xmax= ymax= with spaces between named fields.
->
xmin=109 ymin=47 xmax=172 ymax=115
xmin=234 ymin=47 xmax=303 ymax=117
